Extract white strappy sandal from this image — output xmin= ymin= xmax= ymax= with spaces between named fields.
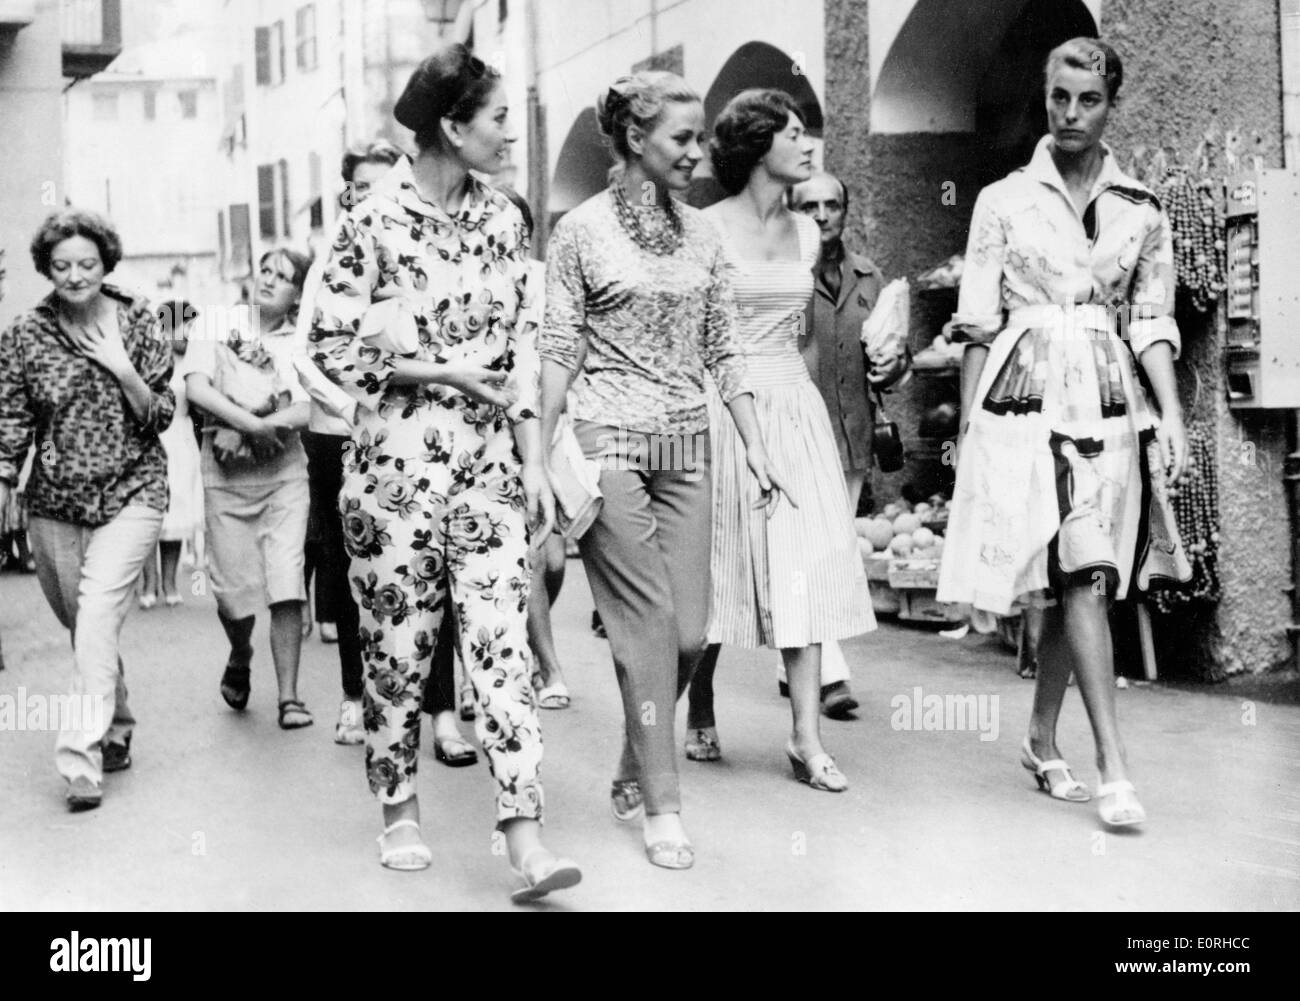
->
xmin=377 ymin=818 xmax=432 ymax=871
xmin=1097 ymin=780 xmax=1147 ymax=827
xmin=510 ymin=848 xmax=581 ymax=903
xmin=1020 ymin=737 xmax=1091 ymax=802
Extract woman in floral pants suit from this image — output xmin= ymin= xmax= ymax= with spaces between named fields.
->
xmin=309 ymin=44 xmax=579 ymax=902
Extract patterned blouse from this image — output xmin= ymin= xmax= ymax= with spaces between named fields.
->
xmin=308 ymin=172 xmax=538 ymax=454
xmin=952 ymin=135 xmax=1181 ymax=360
xmin=0 ymin=285 xmax=175 ymax=526
xmin=540 ymin=188 xmax=750 ymax=436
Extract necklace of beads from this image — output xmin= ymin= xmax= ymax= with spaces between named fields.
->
xmin=1152 ymin=423 xmax=1221 ymax=610
xmin=1158 ymin=168 xmax=1225 ymax=313
xmin=611 ymin=181 xmax=684 ymax=256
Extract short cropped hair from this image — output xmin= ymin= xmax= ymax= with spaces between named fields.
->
xmin=710 ymin=89 xmax=805 ymax=195
xmin=1044 ymin=37 xmax=1123 ymax=102
xmin=30 ymin=208 xmax=123 ymax=278
xmin=340 ymin=139 xmax=404 ymax=183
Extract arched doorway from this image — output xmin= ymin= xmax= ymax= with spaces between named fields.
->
xmin=548 ymin=106 xmax=613 ymax=231
xmin=693 ymin=41 xmax=826 ymax=208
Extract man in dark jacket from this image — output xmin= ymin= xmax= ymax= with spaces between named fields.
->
xmin=789 ymin=172 xmax=909 ymax=717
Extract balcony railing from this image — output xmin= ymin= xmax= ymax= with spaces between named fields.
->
xmin=62 ymin=0 xmax=122 ymax=78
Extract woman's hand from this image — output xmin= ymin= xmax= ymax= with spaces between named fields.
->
xmin=245 ymin=417 xmax=285 ymax=462
xmin=443 ymin=363 xmax=518 ymax=408
xmin=67 ymin=321 xmax=134 ymax=379
xmin=521 ymin=461 xmax=556 ymax=543
xmin=745 ymin=446 xmax=798 ymax=517
xmin=1156 ymin=411 xmax=1188 ymax=490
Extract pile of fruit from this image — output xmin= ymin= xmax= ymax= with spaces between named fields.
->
xmin=854 ymin=494 xmax=950 ymax=560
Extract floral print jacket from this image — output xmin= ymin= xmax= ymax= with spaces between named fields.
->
xmin=307 ymin=171 xmax=539 ymax=456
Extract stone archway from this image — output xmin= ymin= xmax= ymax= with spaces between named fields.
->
xmin=871 ymin=0 xmax=1100 ymax=135
xmin=548 ymin=106 xmax=613 ymax=229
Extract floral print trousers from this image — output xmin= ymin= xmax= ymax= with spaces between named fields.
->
xmin=339 ymin=418 xmax=543 ymax=821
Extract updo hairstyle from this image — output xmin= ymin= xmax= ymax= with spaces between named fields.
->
xmin=596 ymin=71 xmax=700 ymax=163
xmin=394 ymin=43 xmax=502 ymax=152
xmin=710 ymin=88 xmax=805 ymax=195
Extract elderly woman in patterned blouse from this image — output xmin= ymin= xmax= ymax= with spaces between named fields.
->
xmin=0 ymin=209 xmax=175 ymax=812
xmin=539 ymin=71 xmax=789 ymax=870
xmin=309 ymin=43 xmax=579 ymax=903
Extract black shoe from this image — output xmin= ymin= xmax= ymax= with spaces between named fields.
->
xmin=103 ymin=738 xmax=132 ymax=773
xmin=66 ymin=776 xmax=103 ymax=811
xmin=820 ymin=682 xmax=860 ymax=719
xmin=591 ymin=610 xmax=606 ymax=639
xmin=778 ymin=680 xmax=790 ymax=698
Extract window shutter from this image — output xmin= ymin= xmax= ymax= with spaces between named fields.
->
xmin=257 ymin=165 xmax=276 ymax=239
xmin=255 ymin=26 xmax=271 ymax=85
xmin=279 ymin=160 xmax=291 ymax=238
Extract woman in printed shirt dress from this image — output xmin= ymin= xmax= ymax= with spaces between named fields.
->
xmin=936 ymin=38 xmax=1192 ymax=828
xmin=310 ymin=44 xmax=580 ymax=903
xmin=539 ymin=71 xmax=789 ymax=870
xmin=0 ymin=209 xmax=175 ymax=811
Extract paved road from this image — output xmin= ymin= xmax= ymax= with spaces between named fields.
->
xmin=1 ymin=558 xmax=1297 ymax=911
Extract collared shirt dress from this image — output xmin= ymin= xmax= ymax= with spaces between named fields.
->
xmin=309 ymin=173 xmax=544 ymax=816
xmin=936 ymin=136 xmax=1193 ymax=615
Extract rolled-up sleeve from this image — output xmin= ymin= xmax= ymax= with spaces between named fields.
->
xmin=1127 ymin=207 xmax=1181 ymax=360
xmin=308 ymin=212 xmax=391 ymax=413
xmin=131 ymin=309 xmax=176 ymax=435
xmin=950 ymin=188 xmax=1007 ymax=346
xmin=700 ymin=244 xmax=749 ymax=403
xmin=539 ymin=219 xmax=586 ymax=372
xmin=506 ymin=259 xmax=540 ymax=424
xmin=0 ymin=320 xmax=33 ymax=486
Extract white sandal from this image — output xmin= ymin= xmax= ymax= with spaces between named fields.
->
xmin=377 ymin=818 xmax=432 ymax=871
xmin=510 ymin=847 xmax=581 ymax=904
xmin=1020 ymin=737 xmax=1091 ymax=802
xmin=1097 ymin=780 xmax=1146 ymax=827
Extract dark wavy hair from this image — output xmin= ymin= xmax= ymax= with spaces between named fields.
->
xmin=394 ymin=43 xmax=502 ymax=152
xmin=597 ymin=70 xmax=700 ymax=164
xmin=30 ymin=208 xmax=123 ymax=278
xmin=710 ymin=89 xmax=806 ymax=195
xmin=1044 ymin=37 xmax=1123 ymax=101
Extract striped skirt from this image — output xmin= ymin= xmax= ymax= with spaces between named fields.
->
xmin=706 ymin=353 xmax=876 ymax=649
xmin=936 ymin=305 xmax=1192 ymax=615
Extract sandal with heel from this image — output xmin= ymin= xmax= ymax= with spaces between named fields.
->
xmin=377 ymin=818 xmax=432 ymax=871
xmin=1020 ymin=736 xmax=1091 ymax=802
xmin=1097 ymin=780 xmax=1146 ymax=827
xmin=684 ymin=727 xmax=722 ymax=762
xmin=785 ymin=741 xmax=848 ymax=792
xmin=510 ymin=847 xmax=582 ymax=903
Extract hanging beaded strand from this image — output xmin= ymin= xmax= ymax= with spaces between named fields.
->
xmin=1153 ymin=423 xmax=1222 ymax=611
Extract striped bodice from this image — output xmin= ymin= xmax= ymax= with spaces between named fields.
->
xmin=712 ymin=213 xmax=820 ymax=388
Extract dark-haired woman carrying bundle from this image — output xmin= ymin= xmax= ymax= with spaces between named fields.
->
xmin=937 ymin=39 xmax=1191 ymax=828
xmin=540 ymin=72 xmax=788 ymax=869
xmin=685 ymin=90 xmax=874 ymax=791
xmin=0 ymin=209 xmax=175 ymax=810
xmin=310 ymin=43 xmax=580 ymax=902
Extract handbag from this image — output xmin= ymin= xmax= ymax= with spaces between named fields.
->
xmin=548 ymin=414 xmax=602 ymax=540
xmin=872 ymin=389 xmax=905 ymax=473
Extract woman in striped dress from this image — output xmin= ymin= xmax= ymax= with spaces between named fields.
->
xmin=687 ymin=90 xmax=875 ymax=791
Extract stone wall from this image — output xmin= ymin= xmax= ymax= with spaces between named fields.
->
xmin=824 ymin=0 xmax=1293 ymax=676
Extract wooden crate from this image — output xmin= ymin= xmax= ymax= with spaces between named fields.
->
xmin=887 ymin=558 xmax=942 ymax=589
xmin=898 ymin=588 xmax=963 ymax=624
